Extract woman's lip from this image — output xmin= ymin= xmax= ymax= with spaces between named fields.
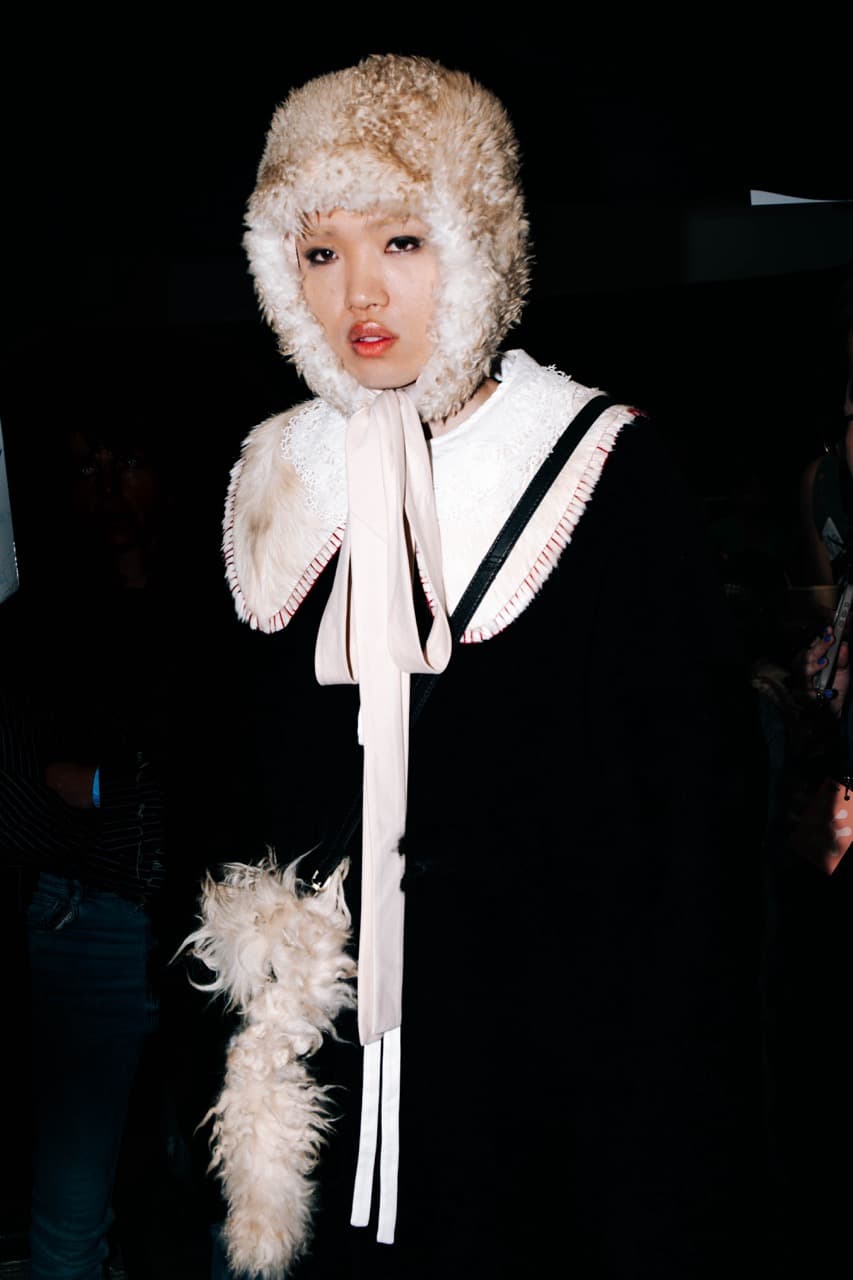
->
xmin=349 ymin=322 xmax=395 ymax=340
xmin=351 ymin=336 xmax=397 ymax=358
xmin=349 ymin=324 xmax=398 ymax=358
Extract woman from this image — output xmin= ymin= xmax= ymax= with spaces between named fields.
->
xmin=193 ymin=54 xmax=767 ymax=1279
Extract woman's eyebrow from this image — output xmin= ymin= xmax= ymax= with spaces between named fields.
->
xmin=298 ymin=213 xmax=423 ymax=240
xmin=299 ymin=222 xmax=338 ymax=239
xmin=369 ymin=213 xmax=424 ymax=229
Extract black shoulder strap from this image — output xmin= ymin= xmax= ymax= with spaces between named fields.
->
xmin=410 ymin=391 xmax=614 ymax=720
xmin=306 ymin=392 xmax=615 ymax=887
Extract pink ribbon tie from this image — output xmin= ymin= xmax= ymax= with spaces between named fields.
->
xmin=314 ymin=389 xmax=452 ymax=1242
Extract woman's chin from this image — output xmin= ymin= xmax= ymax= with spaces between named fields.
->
xmin=344 ymin=357 xmax=424 ymax=395
xmin=355 ymin=374 xmax=420 ymax=395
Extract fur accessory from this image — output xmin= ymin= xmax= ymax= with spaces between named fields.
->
xmin=223 ymin=351 xmax=633 ymax=638
xmin=244 ymin=53 xmax=530 ymax=422
xmin=181 ymin=856 xmax=356 ymax=1278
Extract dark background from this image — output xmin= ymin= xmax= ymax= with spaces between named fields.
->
xmin=2 ymin=12 xmax=851 ymax=576
xmin=0 ymin=13 xmax=851 ymax=1276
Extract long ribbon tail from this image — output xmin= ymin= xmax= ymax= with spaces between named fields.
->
xmin=314 ymin=390 xmax=451 ymax=1245
xmin=350 ymin=1028 xmax=402 ymax=1244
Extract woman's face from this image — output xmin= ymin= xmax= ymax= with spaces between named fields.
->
xmin=296 ymin=210 xmax=438 ymax=393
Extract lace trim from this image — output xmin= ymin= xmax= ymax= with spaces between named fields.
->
xmin=281 ymin=399 xmax=347 ymax=524
xmin=429 ymin=351 xmax=588 ymax=522
xmin=459 ymin=413 xmax=629 ymax=643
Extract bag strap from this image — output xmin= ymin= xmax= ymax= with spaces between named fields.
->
xmin=306 ymin=392 xmax=615 ymax=888
xmin=410 ymin=391 xmax=614 ymax=721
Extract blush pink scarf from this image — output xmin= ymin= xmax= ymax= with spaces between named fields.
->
xmin=315 ymin=388 xmax=452 ymax=1242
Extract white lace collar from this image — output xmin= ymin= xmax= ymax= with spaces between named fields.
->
xmin=224 ymin=350 xmax=634 ymax=641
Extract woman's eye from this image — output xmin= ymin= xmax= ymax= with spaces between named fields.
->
xmin=303 ymin=246 xmax=336 ymax=266
xmin=386 ymin=236 xmax=423 ymax=254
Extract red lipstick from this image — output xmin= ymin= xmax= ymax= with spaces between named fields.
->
xmin=348 ymin=322 xmax=398 ymax=359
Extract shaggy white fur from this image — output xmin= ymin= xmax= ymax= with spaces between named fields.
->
xmin=181 ymin=857 xmax=356 ymax=1278
xmin=222 ymin=402 xmax=342 ymax=631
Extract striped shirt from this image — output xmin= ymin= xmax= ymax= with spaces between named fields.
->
xmin=0 ymin=585 xmax=167 ymax=904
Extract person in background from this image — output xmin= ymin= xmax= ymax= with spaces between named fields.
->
xmin=795 ymin=271 xmax=853 ymax=592
xmin=754 ymin=266 xmax=853 ymax=1275
xmin=0 ymin=374 xmax=175 ymax=1279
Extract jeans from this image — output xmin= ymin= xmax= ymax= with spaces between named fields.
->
xmin=27 ymin=872 xmax=157 ymax=1280
xmin=210 ymin=1224 xmax=233 ymax=1280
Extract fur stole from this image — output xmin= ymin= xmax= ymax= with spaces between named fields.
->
xmin=224 ymin=350 xmax=635 ymax=639
xmin=181 ymin=857 xmax=356 ymax=1278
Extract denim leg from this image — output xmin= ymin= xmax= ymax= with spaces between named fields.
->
xmin=27 ymin=873 xmax=157 ymax=1280
xmin=210 ymin=1223 xmax=236 ymax=1280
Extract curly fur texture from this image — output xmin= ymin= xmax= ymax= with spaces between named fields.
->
xmin=181 ymin=857 xmax=356 ymax=1278
xmin=244 ymin=53 xmax=530 ymax=422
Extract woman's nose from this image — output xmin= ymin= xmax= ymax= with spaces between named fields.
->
xmin=94 ymin=450 xmax=116 ymax=497
xmin=345 ymin=252 xmax=388 ymax=311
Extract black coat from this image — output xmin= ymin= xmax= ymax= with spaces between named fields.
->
xmin=229 ymin=417 xmax=769 ymax=1279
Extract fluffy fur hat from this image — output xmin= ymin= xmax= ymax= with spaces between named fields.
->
xmin=244 ymin=53 xmax=531 ymax=421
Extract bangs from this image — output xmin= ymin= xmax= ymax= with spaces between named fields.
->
xmin=295 ymin=206 xmax=425 ymax=240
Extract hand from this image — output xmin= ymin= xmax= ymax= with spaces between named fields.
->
xmin=45 ymin=762 xmax=97 ymax=809
xmin=802 ymin=627 xmax=850 ymax=717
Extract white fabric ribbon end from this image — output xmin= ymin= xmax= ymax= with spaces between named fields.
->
xmin=350 ymin=1039 xmax=382 ymax=1228
xmin=350 ymin=1028 xmax=401 ymax=1244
